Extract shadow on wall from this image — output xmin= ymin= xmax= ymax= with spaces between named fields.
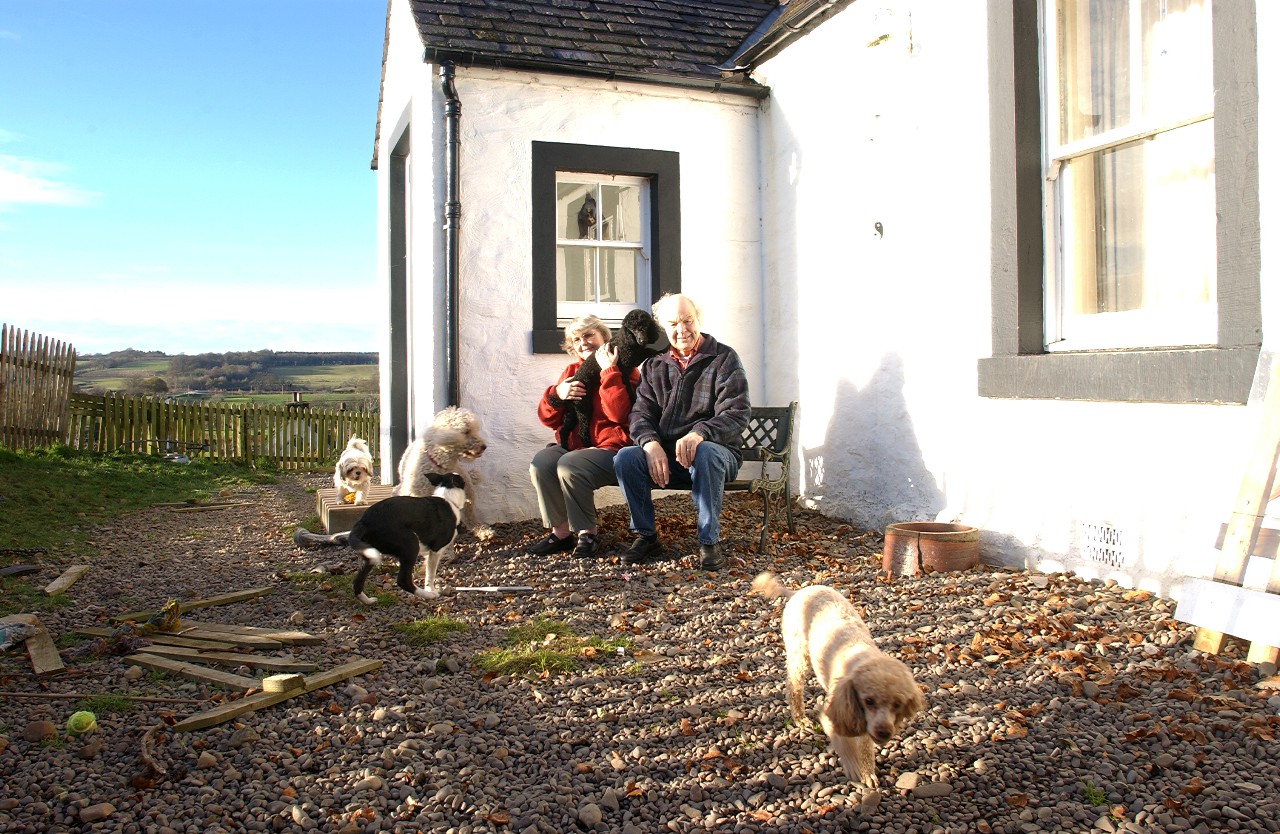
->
xmin=801 ymin=353 xmax=945 ymax=532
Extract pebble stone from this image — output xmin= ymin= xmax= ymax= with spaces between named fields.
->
xmin=0 ymin=473 xmax=1277 ymax=834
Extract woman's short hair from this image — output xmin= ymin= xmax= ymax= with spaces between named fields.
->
xmin=561 ymin=315 xmax=611 ymax=356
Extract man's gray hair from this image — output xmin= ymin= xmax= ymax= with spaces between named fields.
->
xmin=652 ymin=292 xmax=701 ymax=324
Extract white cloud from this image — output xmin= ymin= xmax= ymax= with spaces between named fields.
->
xmin=0 ymin=30 xmax=18 ymax=41
xmin=0 ymin=154 xmax=100 ymax=209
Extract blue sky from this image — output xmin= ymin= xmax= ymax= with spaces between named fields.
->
xmin=0 ymin=1 xmax=386 ymax=355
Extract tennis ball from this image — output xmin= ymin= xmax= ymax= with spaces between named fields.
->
xmin=66 ymin=710 xmax=97 ymax=736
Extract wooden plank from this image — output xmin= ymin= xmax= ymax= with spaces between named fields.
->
xmin=1193 ymin=363 xmax=1280 ymax=655
xmin=112 ymin=587 xmax=274 ymax=623
xmin=263 ymin=674 xmax=305 ymax=693
xmin=44 ymin=565 xmax=89 ymax=596
xmin=177 ymin=629 xmax=283 ymax=650
xmin=172 ymin=657 xmax=382 ymax=732
xmin=177 ymin=620 xmax=323 ymax=646
xmin=136 ymin=644 xmax=317 ymax=673
xmin=1177 ymin=578 xmax=1280 ymax=647
xmin=1213 ymin=361 xmax=1280 ymax=585
xmin=1 ymin=613 xmax=64 ymax=675
xmin=74 ymin=627 xmax=238 ymax=652
xmin=125 ymin=653 xmax=260 ymax=690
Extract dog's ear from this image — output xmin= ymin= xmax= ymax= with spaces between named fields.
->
xmin=823 ymin=678 xmax=866 ymax=738
xmin=424 ymin=472 xmax=448 ymax=487
xmin=903 ymin=685 xmax=926 ymax=722
xmin=447 ymin=473 xmax=466 ymax=490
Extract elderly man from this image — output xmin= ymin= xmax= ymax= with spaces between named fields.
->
xmin=612 ymin=293 xmax=751 ymax=571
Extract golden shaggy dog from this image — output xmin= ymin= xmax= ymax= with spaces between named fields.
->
xmin=753 ymin=571 xmax=924 ymax=789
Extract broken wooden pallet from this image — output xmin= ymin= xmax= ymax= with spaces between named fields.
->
xmin=127 ymin=653 xmax=261 ymax=690
xmin=177 ymin=620 xmax=324 ymax=646
xmin=1176 ymin=361 xmax=1280 ymax=665
xmin=172 ymin=657 xmax=382 ymax=732
xmin=133 ymin=644 xmax=318 ymax=673
xmin=112 ymin=587 xmax=274 ymax=623
xmin=74 ymin=627 xmax=240 ymax=652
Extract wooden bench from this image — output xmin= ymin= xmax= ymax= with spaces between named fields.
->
xmin=666 ymin=402 xmax=798 ymax=555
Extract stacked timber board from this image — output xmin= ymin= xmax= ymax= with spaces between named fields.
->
xmin=315 ymin=484 xmax=395 ymax=534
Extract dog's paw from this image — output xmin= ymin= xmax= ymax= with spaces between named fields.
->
xmin=357 ymin=592 xmax=378 ymax=605
xmin=414 ymin=587 xmax=441 ymax=600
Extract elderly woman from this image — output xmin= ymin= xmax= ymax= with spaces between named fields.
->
xmin=527 ymin=315 xmax=641 ymax=559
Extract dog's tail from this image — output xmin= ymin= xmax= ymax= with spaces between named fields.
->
xmin=751 ymin=571 xmax=793 ymax=600
xmin=292 ymin=528 xmax=350 ymax=549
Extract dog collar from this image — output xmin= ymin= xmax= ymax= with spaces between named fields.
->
xmin=425 ymin=448 xmax=446 ymax=470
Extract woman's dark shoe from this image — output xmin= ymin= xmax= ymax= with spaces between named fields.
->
xmin=621 ymin=535 xmax=668 ymax=565
xmin=526 ymin=533 xmax=574 ymax=556
xmin=572 ymin=532 xmax=599 ymax=559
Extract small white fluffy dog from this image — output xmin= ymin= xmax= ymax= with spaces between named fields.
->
xmin=334 ymin=437 xmax=374 ymax=505
xmin=753 ymin=572 xmax=925 ymax=789
xmin=396 ymin=406 xmax=491 ymax=539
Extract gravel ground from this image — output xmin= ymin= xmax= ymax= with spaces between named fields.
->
xmin=2 ymin=472 xmax=1280 ymax=834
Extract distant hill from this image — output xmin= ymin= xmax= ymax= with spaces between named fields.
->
xmin=75 ymin=349 xmax=379 ymax=410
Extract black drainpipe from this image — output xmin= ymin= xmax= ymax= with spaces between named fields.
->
xmin=441 ymin=61 xmax=461 ymax=407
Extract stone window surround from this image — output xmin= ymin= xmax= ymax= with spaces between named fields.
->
xmin=977 ymin=1 xmax=1261 ymax=404
xmin=530 ymin=141 xmax=681 ymax=355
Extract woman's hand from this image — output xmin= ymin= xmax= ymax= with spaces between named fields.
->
xmin=556 ymin=379 xmax=586 ymax=401
xmin=595 ymin=344 xmax=617 ymax=370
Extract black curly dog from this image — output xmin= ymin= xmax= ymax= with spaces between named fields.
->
xmin=558 ymin=309 xmax=661 ymax=448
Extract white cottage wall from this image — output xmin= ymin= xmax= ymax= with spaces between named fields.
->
xmin=755 ymin=1 xmax=1270 ymax=595
xmin=398 ymin=66 xmax=765 ymax=526
xmin=375 ymin=0 xmax=449 ymax=482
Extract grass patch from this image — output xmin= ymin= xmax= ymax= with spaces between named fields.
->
xmin=0 ymin=446 xmax=272 ymax=557
xmin=0 ymin=444 xmax=271 ymax=616
xmin=392 ymin=615 xmax=469 ymax=646
xmin=0 ymin=580 xmax=68 ymax=618
xmin=76 ymin=693 xmax=135 ymax=715
xmin=474 ymin=615 xmax=632 ymax=677
xmin=1081 ymin=781 xmax=1108 ymax=806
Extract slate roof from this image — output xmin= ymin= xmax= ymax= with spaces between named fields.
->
xmin=405 ymin=0 xmax=779 ymax=85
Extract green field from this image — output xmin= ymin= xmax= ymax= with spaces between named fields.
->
xmin=74 ymin=351 xmax=377 ymax=408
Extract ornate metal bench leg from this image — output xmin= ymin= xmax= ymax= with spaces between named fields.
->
xmin=758 ymin=489 xmax=772 ymax=554
xmin=784 ymin=482 xmax=795 ymax=533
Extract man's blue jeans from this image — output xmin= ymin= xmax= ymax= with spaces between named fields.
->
xmin=613 ymin=440 xmax=741 ymax=545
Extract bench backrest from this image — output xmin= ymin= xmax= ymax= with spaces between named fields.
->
xmin=739 ymin=402 xmax=797 ymax=464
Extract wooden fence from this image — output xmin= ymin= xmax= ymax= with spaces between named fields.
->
xmin=65 ymin=392 xmax=379 ymax=470
xmin=0 ymin=324 xmax=78 ymax=451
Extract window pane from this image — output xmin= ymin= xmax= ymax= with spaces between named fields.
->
xmin=598 ymin=183 xmax=644 ymax=243
xmin=1057 ymin=0 xmax=1212 ymax=144
xmin=556 ymin=246 xmax=646 ymax=305
xmin=557 ymin=182 xmax=598 ymax=240
xmin=1059 ymin=119 xmax=1214 ymax=322
xmin=600 ymin=249 xmax=640 ymax=304
xmin=556 ymin=246 xmax=595 ymax=302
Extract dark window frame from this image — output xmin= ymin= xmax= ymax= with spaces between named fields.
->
xmin=976 ymin=1 xmax=1260 ymax=404
xmin=531 ymin=141 xmax=680 ymax=354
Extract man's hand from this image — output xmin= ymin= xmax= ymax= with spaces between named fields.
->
xmin=644 ymin=440 xmax=669 ymax=488
xmin=675 ymin=431 xmax=702 ymax=468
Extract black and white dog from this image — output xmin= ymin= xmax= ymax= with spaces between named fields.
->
xmin=347 ymin=472 xmax=467 ymax=604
